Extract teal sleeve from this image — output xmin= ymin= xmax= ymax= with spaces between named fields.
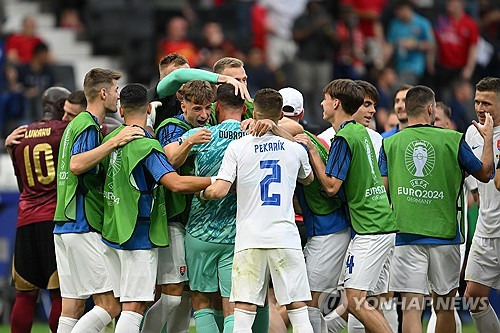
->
xmin=156 ymin=68 xmax=219 ymax=98
xmin=181 ymin=128 xmax=202 ymax=155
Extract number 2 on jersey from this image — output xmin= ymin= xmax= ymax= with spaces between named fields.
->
xmin=23 ymin=143 xmax=55 ymax=186
xmin=260 ymin=160 xmax=281 ymax=206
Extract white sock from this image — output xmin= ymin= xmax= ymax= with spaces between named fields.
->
xmin=72 ymin=306 xmax=112 ymax=333
xmin=141 ymin=294 xmax=182 ymax=333
xmin=57 ymin=316 xmax=78 ymax=333
xmin=166 ymin=291 xmax=192 ymax=333
xmin=348 ymin=313 xmax=365 ymax=332
xmin=470 ymin=304 xmax=500 ymax=333
xmin=116 ymin=311 xmax=143 ymax=333
xmin=325 ymin=309 xmax=347 ymax=333
xmin=287 ymin=306 xmax=314 ymax=333
xmin=308 ymin=307 xmax=326 ymax=333
xmin=381 ymin=299 xmax=398 ymax=333
xmin=233 ymin=308 xmax=256 ymax=333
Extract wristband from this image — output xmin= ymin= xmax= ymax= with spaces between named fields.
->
xmin=211 ymin=176 xmax=217 ymax=184
xmin=199 ymin=190 xmax=206 ymax=200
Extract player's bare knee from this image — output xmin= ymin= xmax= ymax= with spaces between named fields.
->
xmin=191 ymin=291 xmax=212 ymax=310
xmin=61 ymin=299 xmax=86 ymax=318
xmin=94 ymin=293 xmax=121 ymax=318
xmin=162 ymin=282 xmax=184 ymax=296
xmin=122 ymin=301 xmax=147 ymax=315
xmin=285 ymin=301 xmax=307 ymax=311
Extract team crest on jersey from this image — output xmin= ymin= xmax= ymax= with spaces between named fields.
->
xmin=107 ymin=148 xmax=122 ymax=178
xmin=179 ymin=266 xmax=187 ymax=277
xmin=496 ymin=139 xmax=500 ymax=150
xmin=405 ymin=140 xmax=435 ymax=177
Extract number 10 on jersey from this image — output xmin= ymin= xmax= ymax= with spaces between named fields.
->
xmin=260 ymin=160 xmax=281 ymax=206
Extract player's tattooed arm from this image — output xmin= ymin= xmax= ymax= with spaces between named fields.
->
xmin=295 ymin=133 xmax=343 ymax=196
xmin=70 ymin=126 xmax=144 ymax=175
xmin=471 ymin=113 xmax=494 ymax=183
xmin=164 ymin=129 xmax=211 ymax=168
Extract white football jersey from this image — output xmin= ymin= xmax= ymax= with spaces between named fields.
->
xmin=217 ymin=133 xmax=312 ymax=252
xmin=318 ymin=126 xmax=383 ymax=160
xmin=465 ymin=124 xmax=500 ymax=238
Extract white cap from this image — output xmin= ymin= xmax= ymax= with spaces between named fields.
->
xmin=279 ymin=87 xmax=304 ymax=117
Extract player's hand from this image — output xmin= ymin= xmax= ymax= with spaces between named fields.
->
xmin=186 ymin=128 xmax=211 ymax=145
xmin=240 ymin=118 xmax=255 ymax=132
xmin=473 ymin=112 xmax=493 ymax=140
xmin=218 ymin=75 xmax=252 ymax=102
xmin=250 ymin=119 xmax=274 ymax=137
xmin=112 ymin=126 xmax=145 ymax=147
xmin=5 ymin=125 xmax=28 ymax=150
xmin=294 ymin=133 xmax=315 ymax=150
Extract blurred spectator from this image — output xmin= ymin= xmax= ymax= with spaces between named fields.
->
xmin=374 ymin=67 xmax=399 ymax=132
xmin=59 ymin=8 xmax=84 ymax=33
xmin=245 ymin=47 xmax=278 ymax=95
xmin=234 ymin=0 xmax=255 ymax=51
xmin=198 ymin=22 xmax=244 ymax=71
xmin=5 ymin=16 xmax=44 ymax=64
xmin=258 ymin=0 xmax=307 ymax=71
xmin=62 ymin=90 xmax=86 ymax=122
xmin=434 ymin=0 xmax=479 ymax=99
xmin=384 ymin=110 xmax=399 ymax=132
xmin=341 ymin=0 xmax=387 ymax=69
xmin=157 ymin=16 xmax=199 ymax=66
xmin=292 ymin=0 xmax=336 ymax=130
xmin=251 ymin=2 xmax=267 ymax=50
xmin=385 ymin=0 xmax=434 ymax=85
xmin=334 ymin=4 xmax=366 ymax=80
xmin=478 ymin=0 xmax=500 ymax=77
xmin=17 ymin=42 xmax=56 ymax=122
xmin=449 ymin=79 xmax=474 ymax=133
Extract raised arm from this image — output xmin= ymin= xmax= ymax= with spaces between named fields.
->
xmin=470 ymin=114 xmax=494 ymax=183
xmin=163 ymin=128 xmax=211 ymax=168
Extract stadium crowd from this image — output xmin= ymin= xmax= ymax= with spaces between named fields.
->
xmin=0 ymin=0 xmax=500 ymax=333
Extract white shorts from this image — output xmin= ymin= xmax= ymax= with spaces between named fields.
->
xmin=465 ymin=236 xmax=500 ymax=289
xmin=103 ymin=246 xmax=158 ymax=302
xmin=157 ymin=222 xmax=188 ymax=284
xmin=344 ymin=234 xmax=395 ymax=296
xmin=54 ymin=232 xmax=113 ymax=299
xmin=230 ymin=248 xmax=311 ymax=307
xmin=390 ymin=244 xmax=460 ymax=295
xmin=303 ymin=229 xmax=351 ymax=292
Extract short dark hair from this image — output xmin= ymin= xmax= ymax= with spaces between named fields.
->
xmin=323 ymin=79 xmax=364 ymax=115
xmin=33 ymin=42 xmax=49 ymax=56
xmin=254 ymin=88 xmax=283 ymax=120
xmin=355 ymin=80 xmax=379 ymax=104
xmin=120 ymin=84 xmax=148 ymax=110
xmin=394 ymin=0 xmax=414 ymax=10
xmin=159 ymin=53 xmax=188 ymax=68
xmin=213 ymin=57 xmax=244 ymax=74
xmin=180 ymin=80 xmax=215 ymax=104
xmin=436 ymin=101 xmax=451 ymax=119
xmin=476 ymin=77 xmax=500 ymax=95
xmin=217 ymin=83 xmax=244 ymax=109
xmin=405 ymin=85 xmax=435 ymax=116
xmin=67 ymin=90 xmax=87 ymax=107
xmin=83 ymin=68 xmax=122 ymax=102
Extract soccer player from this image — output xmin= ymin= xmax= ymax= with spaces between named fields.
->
xmin=62 ymin=90 xmax=86 ymax=121
xmin=141 ymin=79 xmax=214 ymax=333
xmin=175 ymin=83 xmax=247 ymax=333
xmin=382 ymin=85 xmax=412 ymax=138
xmin=380 ymin=85 xmax=493 ymax=333
xmin=54 ymin=68 xmax=145 ymax=333
xmin=203 ymin=88 xmax=315 ymax=333
xmin=5 ymin=86 xmax=70 ymax=333
xmin=296 ymin=79 xmax=397 ymax=333
xmin=280 ymin=87 xmax=350 ymax=333
xmin=99 ymin=84 xmax=211 ymax=332
xmin=464 ymin=77 xmax=500 ymax=332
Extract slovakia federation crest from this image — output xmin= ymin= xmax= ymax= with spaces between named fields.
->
xmin=179 ymin=266 xmax=187 ymax=277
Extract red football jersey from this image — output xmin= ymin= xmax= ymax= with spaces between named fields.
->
xmin=11 ymin=120 xmax=68 ymax=227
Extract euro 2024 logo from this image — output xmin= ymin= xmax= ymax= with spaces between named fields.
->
xmin=405 ymin=140 xmax=435 ymax=188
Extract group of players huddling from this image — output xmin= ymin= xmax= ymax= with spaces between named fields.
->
xmin=4 ymin=53 xmax=500 ymax=333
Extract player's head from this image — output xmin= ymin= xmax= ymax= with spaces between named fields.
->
xmin=215 ymin=83 xmax=246 ymax=120
xmin=159 ymin=53 xmax=189 ymax=80
xmin=394 ymin=0 xmax=414 ymax=22
xmin=213 ymin=57 xmax=247 ymax=86
xmin=179 ymin=80 xmax=215 ymax=127
xmin=353 ymin=80 xmax=379 ymax=127
xmin=385 ymin=110 xmax=399 ymax=132
xmin=405 ymin=85 xmax=436 ymax=124
xmin=434 ymin=102 xmax=452 ymax=129
xmin=394 ymin=84 xmax=412 ymax=124
xmin=83 ymin=68 xmax=122 ymax=114
xmin=42 ymin=86 xmax=71 ymax=120
xmin=119 ymin=83 xmax=149 ymax=119
xmin=322 ymin=79 xmax=364 ymax=123
xmin=62 ymin=90 xmax=86 ymax=122
xmin=253 ymin=88 xmax=283 ymax=123
xmin=475 ymin=77 xmax=500 ymax=125
xmin=279 ymin=87 xmax=304 ymax=123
